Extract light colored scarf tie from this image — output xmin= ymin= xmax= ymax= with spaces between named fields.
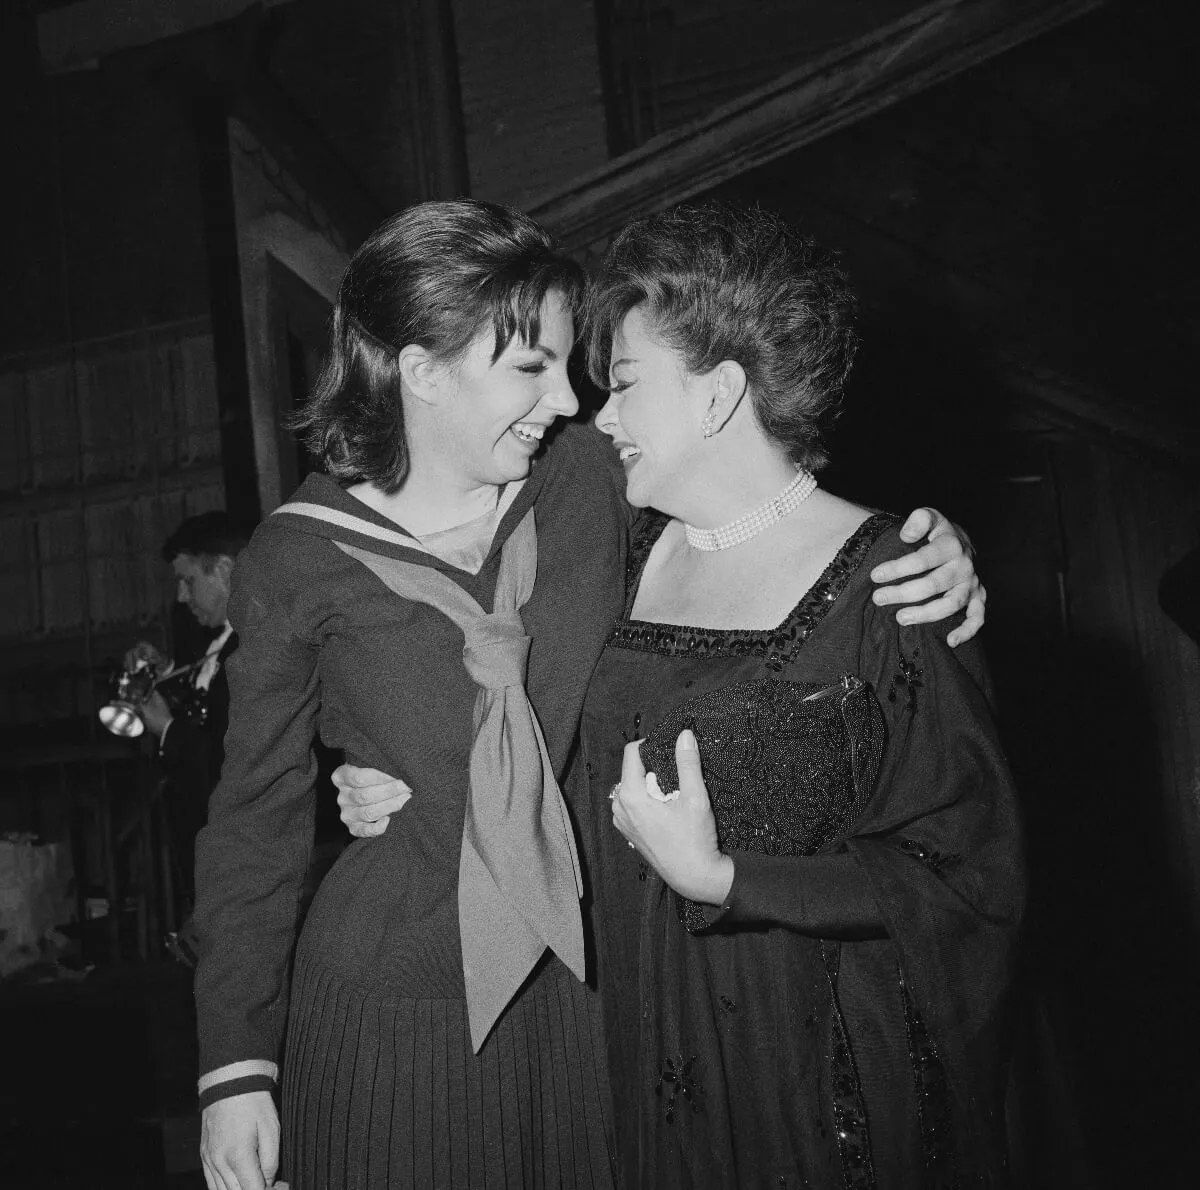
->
xmin=274 ymin=503 xmax=585 ymax=1051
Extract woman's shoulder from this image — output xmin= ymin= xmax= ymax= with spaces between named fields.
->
xmin=538 ymin=417 xmax=632 ymax=526
xmin=854 ymin=514 xmax=911 ymax=570
xmin=240 ymin=491 xmax=341 ymax=583
xmin=803 ymin=493 xmax=904 ymax=577
xmin=543 ymin=417 xmax=618 ymax=478
xmin=772 ymin=500 xmax=904 ymax=644
xmin=232 ymin=477 xmax=359 ymax=615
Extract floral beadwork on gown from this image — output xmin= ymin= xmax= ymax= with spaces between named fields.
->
xmin=638 ymin=675 xmax=885 ymax=933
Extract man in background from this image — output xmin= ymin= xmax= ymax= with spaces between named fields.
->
xmin=125 ymin=512 xmax=249 ymax=937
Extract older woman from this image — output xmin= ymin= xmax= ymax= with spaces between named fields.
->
xmin=582 ymin=205 xmax=1023 ymax=1188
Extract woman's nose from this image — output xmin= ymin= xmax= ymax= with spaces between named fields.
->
xmin=546 ymin=379 xmax=580 ymax=419
xmin=595 ymin=391 xmax=619 ymax=436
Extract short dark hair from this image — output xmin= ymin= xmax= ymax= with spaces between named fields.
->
xmin=585 ymin=203 xmax=858 ymax=472
xmin=292 ymin=199 xmax=586 ymax=494
xmin=161 ymin=511 xmax=252 ymax=566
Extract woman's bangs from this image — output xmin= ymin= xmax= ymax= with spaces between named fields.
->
xmin=490 ymin=262 xmax=584 ymax=361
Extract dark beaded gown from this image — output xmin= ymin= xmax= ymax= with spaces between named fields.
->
xmin=576 ymin=513 xmax=1024 ymax=1190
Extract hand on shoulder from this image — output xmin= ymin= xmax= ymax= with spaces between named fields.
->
xmin=869 ymin=507 xmax=984 ymax=646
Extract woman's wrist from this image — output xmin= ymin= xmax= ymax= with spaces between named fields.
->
xmin=687 ymin=853 xmax=735 ymax=906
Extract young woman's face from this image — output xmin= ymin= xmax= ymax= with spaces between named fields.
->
xmin=441 ymin=290 xmax=579 ymax=487
xmin=595 ymin=306 xmax=705 ymax=510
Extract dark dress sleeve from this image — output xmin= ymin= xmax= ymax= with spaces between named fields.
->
xmin=700 ymin=531 xmax=1024 ymax=1179
xmin=844 ymin=594 xmax=1025 ymax=1177
xmin=710 ymin=851 xmax=885 ymax=936
xmin=845 ymin=600 xmax=1025 ymax=990
xmin=191 ymin=537 xmax=322 ymax=1091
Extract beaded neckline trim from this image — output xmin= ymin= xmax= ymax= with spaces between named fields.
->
xmin=609 ymin=512 xmax=898 ymax=671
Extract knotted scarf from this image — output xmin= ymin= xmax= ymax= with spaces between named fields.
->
xmin=274 ymin=503 xmax=585 ymax=1051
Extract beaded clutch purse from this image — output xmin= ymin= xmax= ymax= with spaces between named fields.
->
xmin=637 ymin=676 xmax=886 ymax=931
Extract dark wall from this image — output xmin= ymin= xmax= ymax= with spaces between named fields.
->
xmin=0 ymin=8 xmax=210 ymax=356
xmin=707 ymin=2 xmax=1198 ymax=472
xmin=704 ymin=10 xmax=1200 ymax=1185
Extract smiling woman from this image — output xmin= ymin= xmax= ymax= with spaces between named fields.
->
xmin=372 ymin=289 xmax=579 ymax=509
xmin=580 ymin=204 xmax=1023 ymax=1189
xmin=191 ymin=199 xmax=628 ymax=1190
xmin=291 ymin=202 xmax=584 ymax=509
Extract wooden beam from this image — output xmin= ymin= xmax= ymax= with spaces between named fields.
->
xmin=528 ymin=0 xmax=1108 ymax=251
xmin=194 ymin=99 xmax=261 ymax=526
xmin=38 ymin=0 xmax=294 ymax=72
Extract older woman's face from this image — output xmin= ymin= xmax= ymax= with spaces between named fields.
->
xmin=440 ymin=290 xmax=579 ymax=487
xmin=596 ymin=307 xmax=706 ymax=509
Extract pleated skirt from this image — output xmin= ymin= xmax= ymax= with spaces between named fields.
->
xmin=281 ymin=954 xmax=616 ymax=1190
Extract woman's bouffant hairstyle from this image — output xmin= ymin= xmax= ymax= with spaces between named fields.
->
xmin=293 ymin=199 xmax=585 ymax=492
xmin=585 ymin=203 xmax=858 ymax=472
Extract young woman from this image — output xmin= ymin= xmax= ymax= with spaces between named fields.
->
xmin=194 ymin=200 xmax=626 ymax=1190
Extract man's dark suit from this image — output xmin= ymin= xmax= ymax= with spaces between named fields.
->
xmin=159 ymin=632 xmax=237 ymax=902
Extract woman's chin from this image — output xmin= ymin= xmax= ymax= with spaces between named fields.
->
xmin=504 ymin=457 xmax=535 ymax=483
xmin=623 ymin=483 xmax=653 ymax=509
xmin=486 ymin=448 xmax=535 ymax=485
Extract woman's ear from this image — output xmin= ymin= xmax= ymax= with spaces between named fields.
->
xmin=398 ymin=344 xmax=444 ymax=406
xmin=706 ymin=359 xmax=748 ymax=433
xmin=713 ymin=360 xmax=747 ymax=408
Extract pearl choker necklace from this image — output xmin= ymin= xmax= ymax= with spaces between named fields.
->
xmin=684 ymin=468 xmax=818 ymax=552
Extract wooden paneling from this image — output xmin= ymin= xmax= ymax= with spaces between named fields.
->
xmin=37 ymin=0 xmax=295 ymax=72
xmin=452 ymin=0 xmax=609 ymax=208
xmin=1054 ymin=440 xmax=1200 ymax=925
xmin=0 ymin=323 xmax=222 ymax=646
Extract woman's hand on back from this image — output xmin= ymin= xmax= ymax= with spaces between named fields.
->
xmin=612 ymin=731 xmax=734 ymax=906
xmin=333 ymin=765 xmax=413 ymax=837
xmin=870 ymin=507 xmax=985 ymax=647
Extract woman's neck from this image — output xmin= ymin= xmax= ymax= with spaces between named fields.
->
xmin=667 ymin=440 xmax=798 ymax=532
xmin=347 ymin=468 xmax=502 ymax=537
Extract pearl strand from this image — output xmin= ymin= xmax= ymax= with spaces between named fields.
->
xmin=684 ymin=468 xmax=818 ymax=552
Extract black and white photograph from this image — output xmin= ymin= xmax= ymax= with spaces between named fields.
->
xmin=1 ymin=2 xmax=1196 ymax=1187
